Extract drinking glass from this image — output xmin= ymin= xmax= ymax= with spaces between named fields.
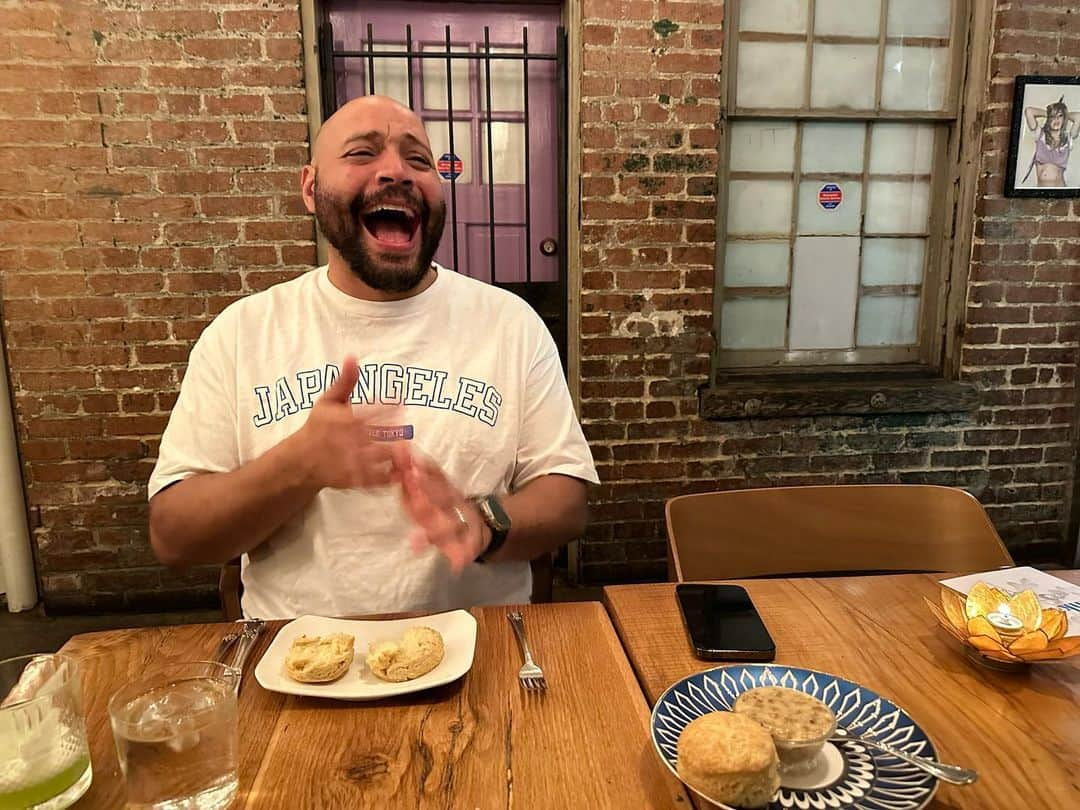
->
xmin=0 ymin=653 xmax=92 ymax=810
xmin=108 ymin=662 xmax=239 ymax=810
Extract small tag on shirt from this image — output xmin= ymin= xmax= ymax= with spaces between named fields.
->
xmin=368 ymin=424 xmax=414 ymax=441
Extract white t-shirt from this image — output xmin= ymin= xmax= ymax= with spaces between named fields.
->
xmin=148 ymin=264 xmax=598 ymax=618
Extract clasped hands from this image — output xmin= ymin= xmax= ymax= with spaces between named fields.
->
xmin=293 ymin=355 xmax=491 ymax=572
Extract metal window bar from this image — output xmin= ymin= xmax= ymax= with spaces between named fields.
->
xmin=483 ymin=26 xmax=496 ymax=283
xmin=522 ymin=27 xmax=532 ymax=284
xmin=366 ymin=23 xmax=375 ymax=96
xmin=444 ymin=25 xmax=459 ymax=275
xmin=318 ymin=23 xmax=338 ymax=119
xmin=405 ymin=24 xmax=414 ymax=110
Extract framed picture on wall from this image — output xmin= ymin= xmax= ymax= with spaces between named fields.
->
xmin=1005 ymin=75 xmax=1080 ymax=198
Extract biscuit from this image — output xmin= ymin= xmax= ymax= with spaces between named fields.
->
xmin=284 ymin=633 xmax=355 ymax=683
xmin=676 ymin=711 xmax=780 ymax=809
xmin=366 ymin=626 xmax=444 ymax=682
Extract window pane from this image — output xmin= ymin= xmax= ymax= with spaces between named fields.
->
xmin=370 ymin=44 xmax=411 ymax=108
xmin=869 ymin=123 xmax=935 ymax=175
xmin=727 ymin=180 xmax=794 ymax=235
xmin=862 ymin=238 xmax=926 ymax=285
xmin=865 ymin=179 xmax=930 ymax=233
xmin=481 ymin=46 xmax=524 ymax=112
xmin=423 ymin=44 xmax=470 ymax=111
xmin=481 ymin=123 xmax=525 ymax=184
xmin=815 ymin=0 xmax=882 ymax=37
xmin=424 ymin=120 xmax=473 ymax=183
xmin=887 ymin=0 xmax=952 ymax=38
xmin=725 ymin=240 xmax=790 ymax=287
xmin=721 ymin=297 xmax=788 ymax=349
xmin=857 ymin=295 xmax=921 ymax=346
xmin=739 ymin=0 xmax=809 ymax=34
xmin=789 ymin=236 xmax=860 ymax=349
xmin=800 ymin=123 xmax=866 ymax=173
xmin=811 ymin=44 xmax=878 ymax=109
xmin=797 ymin=180 xmax=862 ymax=234
xmin=730 ymin=121 xmax=797 ymax=173
xmin=737 ymin=42 xmax=807 ymax=109
xmin=881 ymin=45 xmax=948 ymax=111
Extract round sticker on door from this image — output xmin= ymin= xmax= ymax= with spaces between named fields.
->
xmin=437 ymin=152 xmax=463 ymax=181
xmin=818 ymin=183 xmax=843 ymax=210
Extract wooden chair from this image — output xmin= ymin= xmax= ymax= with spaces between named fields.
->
xmin=666 ymin=484 xmax=1013 ymax=582
xmin=219 ymin=553 xmax=554 ymax=621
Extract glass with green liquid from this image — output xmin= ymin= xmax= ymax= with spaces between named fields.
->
xmin=0 ymin=654 xmax=92 ymax=810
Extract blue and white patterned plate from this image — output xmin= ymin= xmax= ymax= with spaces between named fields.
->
xmin=651 ymin=665 xmax=939 ymax=810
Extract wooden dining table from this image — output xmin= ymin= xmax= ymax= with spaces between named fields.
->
xmin=603 ymin=571 xmax=1080 ymax=810
xmin=59 ymin=601 xmax=691 ymax=809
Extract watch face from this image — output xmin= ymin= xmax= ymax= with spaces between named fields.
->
xmin=483 ymin=496 xmax=511 ymax=532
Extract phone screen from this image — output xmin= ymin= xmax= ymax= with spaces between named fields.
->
xmin=675 ymin=584 xmax=776 ymax=661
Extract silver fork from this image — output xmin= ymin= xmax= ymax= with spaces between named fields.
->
xmin=507 ymin=611 xmax=546 ymax=691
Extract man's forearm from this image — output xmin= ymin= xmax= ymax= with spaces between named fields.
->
xmin=485 ymin=474 xmax=588 ymax=563
xmin=149 ymin=431 xmax=320 ymax=566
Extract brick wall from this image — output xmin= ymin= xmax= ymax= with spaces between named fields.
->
xmin=0 ymin=1 xmax=314 ymax=609
xmin=577 ymin=0 xmax=1080 ymax=582
xmin=1 ymin=0 xmax=1077 ymax=609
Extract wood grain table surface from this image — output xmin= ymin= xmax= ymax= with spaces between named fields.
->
xmin=59 ymin=601 xmax=690 ymax=809
xmin=603 ymin=572 xmax=1080 ymax=810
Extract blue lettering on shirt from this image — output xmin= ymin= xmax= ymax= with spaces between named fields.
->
xmin=250 ymin=362 xmax=501 ymax=429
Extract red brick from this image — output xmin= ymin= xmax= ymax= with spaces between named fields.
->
xmin=204 ymin=94 xmax=265 ymax=115
xmin=233 ymin=121 xmax=310 ymax=143
xmin=150 ymin=121 xmax=229 ymax=145
xmin=221 ymin=9 xmax=299 ymax=33
xmin=146 ymin=66 xmax=224 ymax=89
xmin=226 ymin=65 xmax=303 ymax=88
xmin=200 ymin=196 xmax=272 ymax=218
xmin=182 ymin=37 xmax=261 ymax=61
xmin=103 ymin=38 xmax=184 ymax=62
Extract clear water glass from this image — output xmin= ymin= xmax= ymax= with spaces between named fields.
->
xmin=108 ymin=662 xmax=239 ymax=810
xmin=0 ymin=653 xmax=93 ymax=810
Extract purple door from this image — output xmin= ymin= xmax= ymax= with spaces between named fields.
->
xmin=327 ymin=2 xmax=562 ymax=288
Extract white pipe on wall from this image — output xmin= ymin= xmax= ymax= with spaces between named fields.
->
xmin=0 ymin=345 xmax=36 ymax=612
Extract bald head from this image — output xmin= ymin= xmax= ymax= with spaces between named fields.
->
xmin=312 ymin=95 xmax=433 ymax=167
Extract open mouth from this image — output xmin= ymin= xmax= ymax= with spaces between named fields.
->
xmin=361 ymin=205 xmax=421 ymax=252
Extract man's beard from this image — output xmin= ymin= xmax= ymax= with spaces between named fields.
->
xmin=314 ymin=183 xmax=446 ymax=293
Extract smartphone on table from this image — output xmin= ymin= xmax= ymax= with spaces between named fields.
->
xmin=675 ymin=583 xmax=776 ymax=661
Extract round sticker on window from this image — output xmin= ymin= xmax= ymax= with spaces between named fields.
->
xmin=818 ymin=183 xmax=843 ymax=210
xmin=437 ymin=152 xmax=463 ymax=181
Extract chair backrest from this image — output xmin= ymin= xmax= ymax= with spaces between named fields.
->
xmin=219 ymin=553 xmax=555 ymax=620
xmin=666 ymin=484 xmax=1013 ymax=582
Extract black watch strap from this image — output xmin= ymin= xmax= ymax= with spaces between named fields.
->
xmin=474 ymin=495 xmax=511 ymax=563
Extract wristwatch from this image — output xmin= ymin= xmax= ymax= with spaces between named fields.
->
xmin=473 ymin=494 xmax=511 ymax=563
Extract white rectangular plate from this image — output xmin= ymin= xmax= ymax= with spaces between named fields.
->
xmin=254 ymin=611 xmax=477 ymax=700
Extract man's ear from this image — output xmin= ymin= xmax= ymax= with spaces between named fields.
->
xmin=300 ymin=164 xmax=317 ymax=215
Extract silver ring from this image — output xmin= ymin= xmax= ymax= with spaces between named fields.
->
xmin=451 ymin=506 xmax=469 ymax=532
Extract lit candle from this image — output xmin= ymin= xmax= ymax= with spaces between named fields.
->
xmin=986 ymin=603 xmax=1023 ymax=635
